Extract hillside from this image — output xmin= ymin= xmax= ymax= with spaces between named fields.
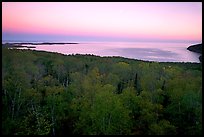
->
xmin=2 ymin=47 xmax=202 ymax=135
xmin=187 ymin=43 xmax=202 ymax=62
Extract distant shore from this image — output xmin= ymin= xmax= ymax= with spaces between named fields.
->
xmin=2 ymin=43 xmax=35 ymax=48
xmin=2 ymin=42 xmax=79 ymax=49
xmin=13 ymin=42 xmax=78 ymax=45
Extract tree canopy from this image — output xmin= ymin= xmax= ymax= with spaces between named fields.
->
xmin=2 ymin=47 xmax=202 ymax=135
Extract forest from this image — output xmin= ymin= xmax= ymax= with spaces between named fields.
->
xmin=2 ymin=47 xmax=202 ymax=135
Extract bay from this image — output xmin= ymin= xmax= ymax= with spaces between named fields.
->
xmin=18 ymin=42 xmax=201 ymax=63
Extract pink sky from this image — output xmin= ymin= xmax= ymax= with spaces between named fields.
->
xmin=2 ymin=2 xmax=202 ymax=42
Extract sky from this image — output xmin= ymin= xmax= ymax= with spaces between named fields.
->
xmin=2 ymin=2 xmax=202 ymax=43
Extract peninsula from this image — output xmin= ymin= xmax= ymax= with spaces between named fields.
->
xmin=187 ymin=43 xmax=202 ymax=62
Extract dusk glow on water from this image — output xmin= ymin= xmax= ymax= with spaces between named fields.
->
xmin=18 ymin=42 xmax=201 ymax=62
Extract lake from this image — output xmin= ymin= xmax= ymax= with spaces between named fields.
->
xmin=17 ymin=42 xmax=201 ymax=63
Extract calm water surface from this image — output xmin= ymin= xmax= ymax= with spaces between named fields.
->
xmin=19 ymin=42 xmax=201 ymax=63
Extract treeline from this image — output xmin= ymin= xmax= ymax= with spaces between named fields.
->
xmin=2 ymin=48 xmax=202 ymax=135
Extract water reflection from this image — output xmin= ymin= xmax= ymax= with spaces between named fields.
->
xmin=100 ymin=48 xmax=179 ymax=62
xmin=18 ymin=42 xmax=200 ymax=63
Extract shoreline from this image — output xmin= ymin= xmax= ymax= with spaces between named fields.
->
xmin=4 ymin=46 xmax=201 ymax=64
xmin=2 ymin=43 xmax=201 ymax=64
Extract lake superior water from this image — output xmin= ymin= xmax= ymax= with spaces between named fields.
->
xmin=17 ymin=42 xmax=201 ymax=63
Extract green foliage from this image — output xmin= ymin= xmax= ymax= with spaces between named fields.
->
xmin=2 ymin=48 xmax=202 ymax=135
xmin=16 ymin=108 xmax=51 ymax=135
xmin=149 ymin=120 xmax=176 ymax=135
xmin=74 ymin=84 xmax=131 ymax=135
xmin=112 ymin=61 xmax=132 ymax=81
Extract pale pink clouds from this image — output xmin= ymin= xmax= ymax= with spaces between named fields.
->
xmin=2 ymin=2 xmax=202 ymax=42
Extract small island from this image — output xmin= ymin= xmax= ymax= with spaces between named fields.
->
xmin=187 ymin=43 xmax=202 ymax=62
